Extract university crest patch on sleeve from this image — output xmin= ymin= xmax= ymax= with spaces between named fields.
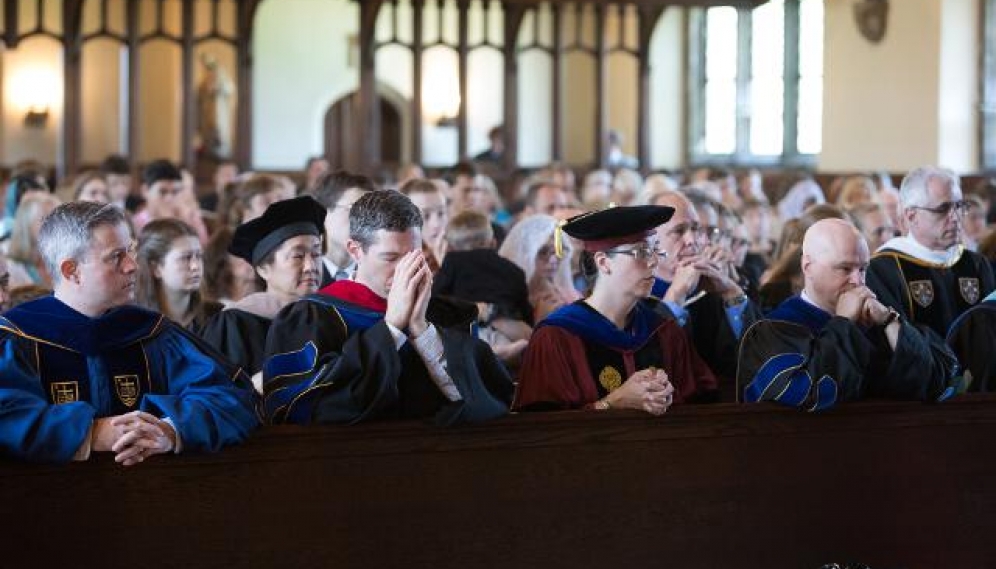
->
xmin=909 ymin=280 xmax=934 ymax=308
xmin=50 ymin=381 xmax=79 ymax=405
xmin=958 ymin=277 xmax=980 ymax=304
xmin=114 ymin=375 xmax=140 ymax=407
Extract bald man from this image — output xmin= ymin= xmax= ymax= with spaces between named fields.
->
xmin=651 ymin=190 xmax=759 ymax=400
xmin=737 ymin=219 xmax=961 ymax=410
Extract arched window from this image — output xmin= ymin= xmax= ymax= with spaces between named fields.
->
xmin=688 ymin=0 xmax=823 ymax=166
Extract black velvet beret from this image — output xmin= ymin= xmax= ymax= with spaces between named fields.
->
xmin=229 ymin=195 xmax=327 ymax=265
xmin=561 ymin=205 xmax=674 ymax=251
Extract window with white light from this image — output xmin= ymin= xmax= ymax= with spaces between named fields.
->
xmin=690 ymin=0 xmax=823 ymax=165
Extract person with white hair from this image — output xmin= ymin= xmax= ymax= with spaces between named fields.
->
xmin=498 ymin=214 xmax=582 ymax=323
xmin=866 ymin=166 xmax=995 ymax=337
xmin=777 ymin=178 xmax=826 ymax=220
xmin=738 ymin=219 xmax=961 ymax=410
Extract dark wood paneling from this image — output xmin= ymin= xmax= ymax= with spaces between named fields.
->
xmin=3 ymin=396 xmax=996 ymax=568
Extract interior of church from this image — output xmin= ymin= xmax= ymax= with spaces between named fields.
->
xmin=3 ymin=2 xmax=996 ymax=568
xmin=1 ymin=0 xmax=993 ymax=183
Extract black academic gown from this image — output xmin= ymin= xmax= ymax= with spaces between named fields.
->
xmin=652 ymin=278 xmax=760 ymax=401
xmin=200 ymin=293 xmax=289 ymax=376
xmin=866 ymin=245 xmax=995 ymax=338
xmin=737 ymin=296 xmax=961 ymax=411
xmin=262 ymin=281 xmax=513 ymax=426
xmin=946 ymin=297 xmax=996 ymax=392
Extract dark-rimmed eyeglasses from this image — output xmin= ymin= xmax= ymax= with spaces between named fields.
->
xmin=910 ymin=200 xmax=971 ymax=218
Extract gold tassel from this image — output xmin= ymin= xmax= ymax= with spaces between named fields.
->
xmin=554 ymin=219 xmax=567 ymax=258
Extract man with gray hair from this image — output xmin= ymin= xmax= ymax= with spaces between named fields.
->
xmin=866 ymin=166 xmax=995 ymax=337
xmin=0 ymin=201 xmax=258 ymax=464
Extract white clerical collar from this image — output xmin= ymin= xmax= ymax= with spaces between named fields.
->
xmin=800 ymin=289 xmax=829 ymax=313
xmin=878 ymin=235 xmax=963 ymax=267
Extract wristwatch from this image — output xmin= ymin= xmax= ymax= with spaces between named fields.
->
xmin=883 ymin=308 xmax=901 ymax=327
xmin=723 ymin=293 xmax=748 ymax=307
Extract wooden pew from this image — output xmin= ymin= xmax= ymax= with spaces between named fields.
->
xmin=3 ymin=396 xmax=996 ymax=569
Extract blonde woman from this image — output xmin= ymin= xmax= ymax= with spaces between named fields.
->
xmin=5 ymin=192 xmax=61 ymax=287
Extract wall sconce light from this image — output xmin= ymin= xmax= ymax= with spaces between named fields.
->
xmin=8 ymin=67 xmax=59 ymax=129
xmin=24 ymin=106 xmax=49 ymax=128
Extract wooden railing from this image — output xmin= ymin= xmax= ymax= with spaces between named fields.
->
xmin=3 ymin=396 xmax=996 ymax=568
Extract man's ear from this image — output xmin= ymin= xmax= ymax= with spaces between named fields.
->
xmin=59 ymin=259 xmax=79 ymax=284
xmin=151 ymin=262 xmax=163 ymax=280
xmin=345 ymin=239 xmax=363 ymax=263
xmin=594 ymin=251 xmax=611 ymax=274
xmin=800 ymin=253 xmax=813 ymax=277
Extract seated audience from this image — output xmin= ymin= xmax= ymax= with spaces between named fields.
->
xmin=848 ymin=202 xmax=900 ymax=253
xmin=72 ymin=171 xmax=111 ymax=204
xmin=136 ymin=219 xmax=222 ymax=331
xmin=262 ymin=190 xmax=513 ymax=425
xmin=100 ymin=154 xmax=136 ymax=211
xmin=960 ymin=194 xmax=988 ymax=251
xmin=739 ymin=219 xmax=960 ymax=410
xmin=1 ymin=173 xmax=49 ymax=239
xmin=5 ymin=192 xmax=61 ymax=288
xmin=499 ymin=214 xmax=582 ymax=322
xmin=866 ymin=166 xmax=995 ymax=338
xmin=201 ymin=196 xmax=325 ymax=384
xmin=433 ymin=210 xmax=532 ymax=363
xmin=649 ymin=190 xmax=757 ymax=398
xmin=0 ymin=201 xmax=258 ymax=464
xmin=514 ymin=205 xmax=718 ymax=412
xmin=310 ymin=170 xmax=377 ymax=286
xmin=835 ymin=175 xmax=876 ymax=209
xmin=202 ymin=227 xmax=256 ymax=305
xmin=400 ymin=178 xmax=449 ymax=271
xmin=132 ymin=160 xmax=184 ymax=234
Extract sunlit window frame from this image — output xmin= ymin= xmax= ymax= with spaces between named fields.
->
xmin=982 ymin=0 xmax=996 ymax=170
xmin=686 ymin=0 xmax=815 ymax=168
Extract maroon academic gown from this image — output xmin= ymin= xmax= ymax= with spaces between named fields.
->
xmin=513 ymin=299 xmax=719 ymax=411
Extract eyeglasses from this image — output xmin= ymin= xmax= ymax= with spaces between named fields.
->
xmin=704 ymin=225 xmax=731 ymax=244
xmin=730 ymin=237 xmax=750 ymax=249
xmin=606 ymin=245 xmax=667 ymax=263
xmin=910 ymin=200 xmax=971 ymax=218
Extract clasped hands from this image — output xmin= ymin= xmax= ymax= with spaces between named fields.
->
xmin=92 ymin=410 xmax=177 ymax=466
xmin=666 ymin=247 xmax=741 ymax=303
xmin=835 ymin=285 xmax=897 ymax=327
xmin=609 ymin=368 xmax=675 ymax=416
xmin=384 ymin=250 xmax=433 ymax=338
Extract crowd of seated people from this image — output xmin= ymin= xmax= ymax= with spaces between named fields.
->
xmin=1 ymin=148 xmax=995 ymax=465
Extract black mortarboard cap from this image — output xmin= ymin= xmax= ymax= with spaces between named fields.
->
xmin=559 ymin=205 xmax=674 ymax=253
xmin=229 ymin=195 xmax=327 ymax=266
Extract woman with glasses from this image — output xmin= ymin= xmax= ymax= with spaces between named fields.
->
xmin=498 ymin=215 xmax=582 ymax=322
xmin=513 ymin=205 xmax=719 ymax=414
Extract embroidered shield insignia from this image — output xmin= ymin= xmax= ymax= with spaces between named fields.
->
xmin=114 ymin=375 xmax=140 ymax=407
xmin=910 ymin=280 xmax=934 ymax=308
xmin=50 ymin=381 xmax=79 ymax=405
xmin=959 ymin=277 xmax=980 ymax=305
xmin=598 ymin=366 xmax=623 ymax=393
